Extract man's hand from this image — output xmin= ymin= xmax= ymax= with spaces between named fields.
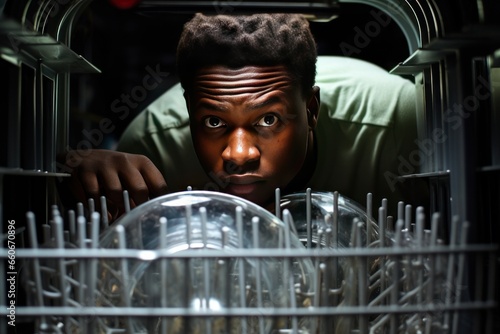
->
xmin=58 ymin=149 xmax=168 ymax=221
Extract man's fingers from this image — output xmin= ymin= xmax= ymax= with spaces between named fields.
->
xmin=139 ymin=159 xmax=168 ymax=198
xmin=98 ymin=169 xmax=128 ymax=212
xmin=67 ymin=176 xmax=90 ymax=208
xmin=119 ymin=168 xmax=150 ymax=206
xmin=59 ymin=150 xmax=168 ymax=223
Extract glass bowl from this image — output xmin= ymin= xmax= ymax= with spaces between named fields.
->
xmin=279 ymin=191 xmax=379 ymax=249
xmin=96 ymin=190 xmax=315 ymax=333
xmin=279 ymin=190 xmax=382 ymax=323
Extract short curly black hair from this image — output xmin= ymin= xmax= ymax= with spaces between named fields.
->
xmin=176 ymin=13 xmax=317 ymax=97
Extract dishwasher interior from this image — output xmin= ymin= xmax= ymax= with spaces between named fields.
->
xmin=0 ymin=0 xmax=499 ymax=333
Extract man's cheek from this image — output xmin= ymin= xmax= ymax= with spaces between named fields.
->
xmin=201 ymin=153 xmax=218 ymax=170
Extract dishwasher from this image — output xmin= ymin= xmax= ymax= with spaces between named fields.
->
xmin=0 ymin=1 xmax=498 ymax=333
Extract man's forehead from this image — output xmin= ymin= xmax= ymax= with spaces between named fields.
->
xmin=186 ymin=65 xmax=306 ymax=113
xmin=193 ymin=64 xmax=294 ymax=81
xmin=181 ymin=65 xmax=312 ymax=116
xmin=188 ymin=65 xmax=301 ymax=97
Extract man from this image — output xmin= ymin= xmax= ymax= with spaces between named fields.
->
xmin=61 ymin=13 xmax=419 ymax=220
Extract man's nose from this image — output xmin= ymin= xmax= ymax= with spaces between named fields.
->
xmin=221 ymin=128 xmax=260 ymax=167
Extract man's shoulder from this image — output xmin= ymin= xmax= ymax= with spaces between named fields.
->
xmin=131 ymin=82 xmax=189 ymax=135
xmin=316 ymin=56 xmax=415 ymax=127
xmin=117 ymin=82 xmax=190 ymax=153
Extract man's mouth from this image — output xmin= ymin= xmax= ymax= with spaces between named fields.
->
xmin=225 ymin=182 xmax=261 ymax=195
xmin=225 ymin=175 xmax=264 ymax=184
xmin=220 ymin=175 xmax=265 ymax=195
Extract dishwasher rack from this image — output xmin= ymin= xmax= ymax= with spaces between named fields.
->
xmin=4 ymin=190 xmax=497 ymax=334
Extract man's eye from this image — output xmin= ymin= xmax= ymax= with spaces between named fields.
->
xmin=204 ymin=116 xmax=225 ymax=128
xmin=256 ymin=114 xmax=279 ymax=127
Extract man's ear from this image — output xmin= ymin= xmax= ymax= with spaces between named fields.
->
xmin=306 ymin=86 xmax=320 ymax=129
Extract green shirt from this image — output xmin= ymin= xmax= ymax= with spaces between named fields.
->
xmin=117 ymin=56 xmax=418 ymax=210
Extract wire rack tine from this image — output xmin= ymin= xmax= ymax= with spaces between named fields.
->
xmin=235 ymin=206 xmax=248 ymax=334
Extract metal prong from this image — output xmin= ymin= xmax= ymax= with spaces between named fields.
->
xmin=100 ymin=196 xmax=109 ymax=230
xmin=159 ymin=216 xmax=168 ymax=333
xmin=42 ymin=223 xmax=51 ymax=244
xmin=235 ymin=206 xmax=247 ymax=334
xmin=77 ymin=216 xmax=86 ymax=248
xmin=390 ymin=219 xmax=404 ymax=334
xmin=378 ymin=206 xmax=386 ymax=295
xmin=53 ymin=216 xmax=69 ymax=321
xmin=88 ymin=198 xmax=95 ymax=215
xmin=123 ymin=190 xmax=130 ymax=213
xmin=275 ymin=188 xmax=281 ymax=220
xmin=387 ymin=216 xmax=394 ymax=232
xmin=77 ymin=202 xmax=84 ymax=218
xmin=116 ymin=225 xmax=133 ymax=332
xmin=51 ymin=205 xmax=60 ymax=220
xmin=68 ymin=210 xmax=76 ymax=243
xmin=26 ymin=213 xmax=48 ymax=328
xmin=416 ymin=210 xmax=425 ymax=307
xmin=405 ymin=204 xmax=412 ymax=231
xmin=185 ymin=201 xmax=192 ymax=247
xmin=332 ymin=192 xmax=339 ymax=249
xmin=251 ymin=216 xmax=265 ymax=334
xmin=306 ymin=187 xmax=312 ymax=249
xmin=356 ymin=220 xmax=368 ymax=334
xmin=199 ymin=207 xmax=211 ymax=331
xmin=366 ymin=192 xmax=372 ymax=246
xmin=452 ymin=221 xmax=470 ymax=333
xmin=397 ymin=201 xmax=404 ymax=224
xmin=221 ymin=226 xmax=230 ymax=249
xmin=90 ymin=212 xmax=100 ymax=248
xmin=381 ymin=198 xmax=388 ymax=218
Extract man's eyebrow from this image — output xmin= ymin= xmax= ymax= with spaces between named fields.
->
xmin=195 ymin=96 xmax=286 ymax=113
xmin=247 ymin=96 xmax=284 ymax=110
xmin=196 ymin=101 xmax=228 ymax=112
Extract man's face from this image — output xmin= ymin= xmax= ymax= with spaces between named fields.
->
xmin=187 ymin=65 xmax=316 ymax=207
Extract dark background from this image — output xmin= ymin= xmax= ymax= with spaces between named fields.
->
xmin=69 ymin=1 xmax=410 ymax=149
